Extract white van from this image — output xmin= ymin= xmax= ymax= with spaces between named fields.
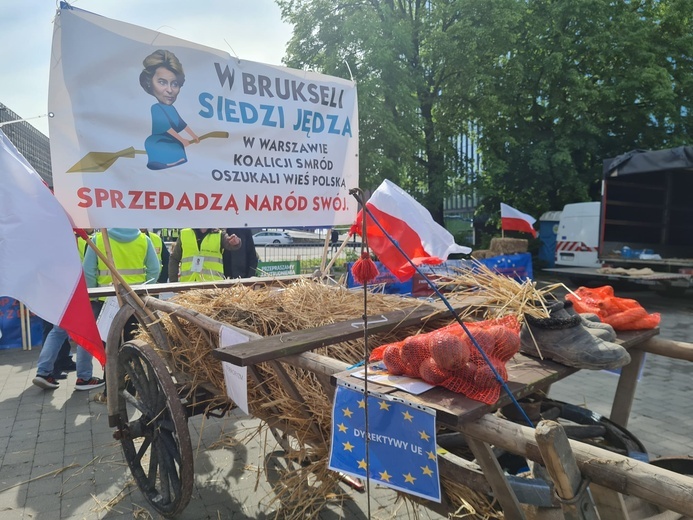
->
xmin=555 ymin=202 xmax=601 ymax=268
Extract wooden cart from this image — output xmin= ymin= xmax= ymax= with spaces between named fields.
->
xmin=99 ymin=280 xmax=693 ymax=519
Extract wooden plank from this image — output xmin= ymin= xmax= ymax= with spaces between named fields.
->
xmin=534 ymin=420 xmax=599 ymax=520
xmin=332 ymin=329 xmax=657 ymax=427
xmin=88 ymin=274 xmax=309 ymax=298
xmin=466 ymin=438 xmax=525 ymax=519
xmin=615 ymin=328 xmax=659 ymax=350
xmin=335 ymin=353 xmax=578 ymax=426
xmin=212 ymin=302 xmax=475 ymax=366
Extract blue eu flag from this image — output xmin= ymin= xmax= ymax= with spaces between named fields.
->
xmin=328 ymin=382 xmax=440 ymax=502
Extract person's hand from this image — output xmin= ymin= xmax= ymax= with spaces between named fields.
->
xmin=226 ymin=234 xmax=241 ymax=248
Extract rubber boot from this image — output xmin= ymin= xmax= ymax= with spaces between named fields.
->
xmin=563 ymin=300 xmax=618 ymax=341
xmin=520 ymin=312 xmax=630 ymax=370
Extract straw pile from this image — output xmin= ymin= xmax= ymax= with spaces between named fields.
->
xmin=443 ymin=261 xmax=568 ymax=322
xmin=138 ymin=272 xmax=564 ymax=518
xmin=145 ymin=279 xmax=460 ymax=518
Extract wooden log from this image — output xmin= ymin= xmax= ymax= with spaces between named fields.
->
xmin=458 ymin=414 xmax=693 ymax=516
xmin=634 ymin=336 xmax=693 ymax=362
xmin=535 ymin=420 xmax=599 ymax=520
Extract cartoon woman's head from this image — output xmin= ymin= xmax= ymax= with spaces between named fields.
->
xmin=139 ymin=50 xmax=186 ymax=105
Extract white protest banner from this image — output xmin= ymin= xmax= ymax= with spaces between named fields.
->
xmin=49 ymin=4 xmax=358 ymax=229
xmin=219 ymin=326 xmax=251 ymax=415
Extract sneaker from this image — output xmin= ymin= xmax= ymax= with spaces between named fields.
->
xmin=51 ymin=371 xmax=68 ymax=380
xmin=75 ymin=377 xmax=105 ymax=391
xmin=33 ymin=375 xmax=60 ymax=390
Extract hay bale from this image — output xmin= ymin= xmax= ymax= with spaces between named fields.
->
xmin=490 ymin=237 xmax=528 ymax=255
xmin=471 ymin=249 xmax=494 ymax=260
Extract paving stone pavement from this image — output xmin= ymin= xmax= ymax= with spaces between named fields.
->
xmin=0 ymin=286 xmax=691 ymax=519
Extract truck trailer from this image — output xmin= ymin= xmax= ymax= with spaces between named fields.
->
xmin=545 ymin=146 xmax=693 ymax=293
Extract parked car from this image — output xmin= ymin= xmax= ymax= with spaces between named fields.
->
xmin=253 ymin=231 xmax=293 ymax=245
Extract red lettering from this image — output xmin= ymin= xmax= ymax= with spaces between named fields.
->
xmin=144 ymin=191 xmax=156 ymax=209
xmin=258 ymin=195 xmax=272 ymax=210
xmin=224 ymin=194 xmax=239 ymax=212
xmin=77 ymin=187 xmax=92 ymax=208
xmin=95 ymin=188 xmax=109 ymax=207
xmin=129 ymin=190 xmax=143 ymax=209
xmin=210 ymin=193 xmax=223 ymax=210
xmin=112 ymin=190 xmax=124 ymax=208
xmin=195 ymin=193 xmax=208 ymax=209
xmin=246 ymin=194 xmax=258 ymax=210
xmin=177 ymin=193 xmax=193 ymax=210
xmin=312 ymin=196 xmax=348 ymax=211
xmin=160 ymin=191 xmax=173 ymax=209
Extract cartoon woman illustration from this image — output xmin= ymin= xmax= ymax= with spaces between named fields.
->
xmin=139 ymin=49 xmax=200 ymax=170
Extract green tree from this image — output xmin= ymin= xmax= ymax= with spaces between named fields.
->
xmin=277 ymin=0 xmax=693 ymax=224
xmin=277 ymin=0 xmax=496 ymax=224
xmin=468 ymin=0 xmax=693 ymax=218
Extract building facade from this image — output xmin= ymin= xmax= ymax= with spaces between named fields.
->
xmin=0 ymin=103 xmax=52 ymax=185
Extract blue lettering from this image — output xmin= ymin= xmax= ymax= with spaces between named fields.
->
xmin=198 ymin=92 xmax=214 ymax=118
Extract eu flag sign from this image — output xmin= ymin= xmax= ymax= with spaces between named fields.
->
xmin=328 ymin=382 xmax=440 ymax=502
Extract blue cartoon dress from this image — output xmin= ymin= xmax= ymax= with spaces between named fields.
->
xmin=145 ymin=103 xmax=188 ymax=170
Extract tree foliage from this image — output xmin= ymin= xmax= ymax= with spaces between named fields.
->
xmin=276 ymin=0 xmax=693 ymax=224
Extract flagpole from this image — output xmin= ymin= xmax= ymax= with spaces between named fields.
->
xmin=19 ymin=302 xmax=28 ymax=350
xmin=352 ymin=188 xmax=372 ymax=518
xmin=24 ymin=303 xmax=32 ymax=350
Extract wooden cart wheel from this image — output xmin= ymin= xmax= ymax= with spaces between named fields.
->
xmin=115 ymin=339 xmax=193 ymax=517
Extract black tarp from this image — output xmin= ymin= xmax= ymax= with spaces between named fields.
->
xmin=603 ymin=146 xmax=693 ymax=178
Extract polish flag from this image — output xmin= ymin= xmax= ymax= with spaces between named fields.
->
xmin=0 ymin=130 xmax=105 ymax=365
xmin=350 ymin=180 xmax=471 ymax=281
xmin=500 ymin=203 xmax=537 ymax=238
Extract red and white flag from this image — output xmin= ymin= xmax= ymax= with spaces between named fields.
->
xmin=0 ymin=130 xmax=105 ymax=365
xmin=500 ymin=203 xmax=537 ymax=238
xmin=350 ymin=180 xmax=471 ymax=281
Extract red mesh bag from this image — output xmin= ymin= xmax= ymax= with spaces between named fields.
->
xmin=374 ymin=316 xmax=521 ymax=405
xmin=382 ymin=344 xmax=407 ymax=375
xmin=429 ymin=331 xmax=471 ymax=372
xmin=440 ymin=350 xmax=509 ymax=405
xmin=419 ymin=357 xmax=453 ymax=385
xmin=604 ymin=308 xmax=661 ymax=330
xmin=486 ymin=325 xmax=522 ymax=362
xmin=370 ymin=340 xmax=403 ymax=362
xmin=566 ymin=286 xmax=660 ymax=330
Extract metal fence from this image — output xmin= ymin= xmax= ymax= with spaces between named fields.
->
xmin=255 ymin=242 xmax=360 ymax=274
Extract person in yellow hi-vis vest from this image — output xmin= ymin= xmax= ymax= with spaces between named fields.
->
xmin=141 ymin=229 xmax=170 ymax=282
xmin=168 ymin=228 xmax=241 ymax=282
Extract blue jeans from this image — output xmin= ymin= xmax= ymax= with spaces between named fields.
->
xmin=37 ymin=325 xmax=94 ymax=380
